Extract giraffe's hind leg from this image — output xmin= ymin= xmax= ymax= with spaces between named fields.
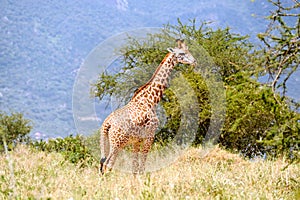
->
xmin=99 ymin=123 xmax=110 ymax=175
xmin=99 ymin=157 xmax=106 ymax=175
xmin=101 ymin=129 xmax=129 ymax=174
xmin=100 ymin=133 xmax=110 ymax=174
xmin=102 ymin=147 xmax=120 ymax=174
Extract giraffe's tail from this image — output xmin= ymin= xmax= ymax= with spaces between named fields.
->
xmin=100 ymin=122 xmax=110 ymax=174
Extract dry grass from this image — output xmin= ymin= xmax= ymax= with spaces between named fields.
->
xmin=0 ymin=145 xmax=299 ymax=199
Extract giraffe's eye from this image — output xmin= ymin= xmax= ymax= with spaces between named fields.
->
xmin=178 ymin=53 xmax=185 ymax=56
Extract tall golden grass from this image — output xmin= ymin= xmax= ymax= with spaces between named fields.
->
xmin=0 ymin=145 xmax=299 ymax=199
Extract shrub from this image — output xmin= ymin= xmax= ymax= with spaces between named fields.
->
xmin=0 ymin=111 xmax=32 ymax=151
xmin=31 ymin=135 xmax=95 ymax=167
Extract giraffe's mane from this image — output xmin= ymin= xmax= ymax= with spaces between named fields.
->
xmin=131 ymin=52 xmax=173 ymax=99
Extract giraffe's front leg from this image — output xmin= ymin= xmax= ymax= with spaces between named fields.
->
xmin=139 ymin=136 xmax=154 ymax=174
xmin=139 ymin=116 xmax=158 ymax=174
xmin=132 ymin=142 xmax=141 ymax=175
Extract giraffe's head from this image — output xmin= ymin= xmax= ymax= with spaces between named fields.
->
xmin=167 ymin=39 xmax=197 ymax=66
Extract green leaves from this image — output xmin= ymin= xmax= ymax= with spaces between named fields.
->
xmin=92 ymin=72 xmax=118 ymax=100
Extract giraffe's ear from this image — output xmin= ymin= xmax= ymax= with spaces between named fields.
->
xmin=180 ymin=40 xmax=188 ymax=50
xmin=176 ymin=39 xmax=182 ymax=49
xmin=167 ymin=48 xmax=174 ymax=53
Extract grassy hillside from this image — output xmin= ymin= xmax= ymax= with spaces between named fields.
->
xmin=0 ymin=146 xmax=299 ymax=199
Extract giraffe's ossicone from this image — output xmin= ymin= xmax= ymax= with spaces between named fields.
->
xmin=99 ymin=39 xmax=197 ymax=174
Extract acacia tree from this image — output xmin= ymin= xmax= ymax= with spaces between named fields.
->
xmin=256 ymin=0 xmax=300 ymax=158
xmin=258 ymin=0 xmax=299 ymax=102
xmin=93 ymin=1 xmax=299 ymax=159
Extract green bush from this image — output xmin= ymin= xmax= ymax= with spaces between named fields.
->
xmin=221 ymin=72 xmax=300 ymax=158
xmin=0 ymin=111 xmax=32 ymax=151
xmin=31 ymin=135 xmax=95 ymax=167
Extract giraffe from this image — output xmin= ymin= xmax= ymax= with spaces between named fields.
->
xmin=100 ymin=39 xmax=197 ymax=174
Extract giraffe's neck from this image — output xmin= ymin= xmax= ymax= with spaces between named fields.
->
xmin=131 ymin=52 xmax=177 ymax=107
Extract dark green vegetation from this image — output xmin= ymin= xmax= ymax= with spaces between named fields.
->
xmin=31 ymin=135 xmax=95 ymax=167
